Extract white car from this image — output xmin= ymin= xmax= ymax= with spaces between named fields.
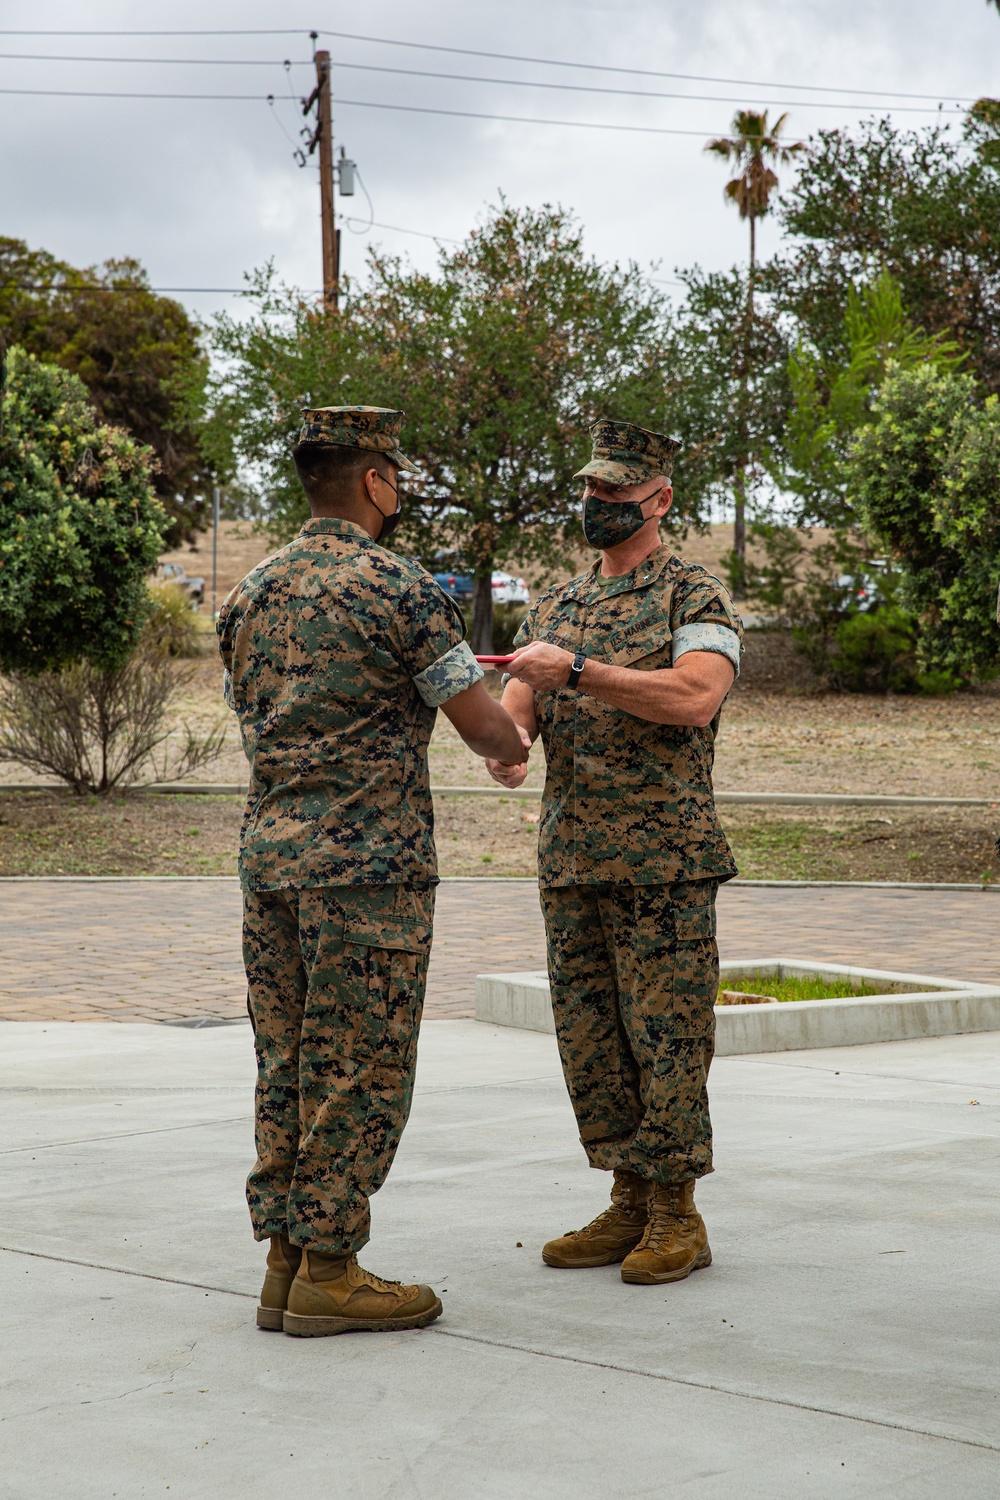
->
xmin=491 ymin=571 xmax=530 ymax=605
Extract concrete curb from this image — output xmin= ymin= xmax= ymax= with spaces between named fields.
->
xmin=475 ymin=959 xmax=1000 ymax=1054
xmin=0 ymin=875 xmax=998 ymax=891
xmin=1 ymin=783 xmax=997 ymax=809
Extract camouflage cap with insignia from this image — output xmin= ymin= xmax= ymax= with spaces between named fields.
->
xmin=296 ymin=405 xmax=419 ymax=473
xmin=574 ymin=418 xmax=681 ymax=486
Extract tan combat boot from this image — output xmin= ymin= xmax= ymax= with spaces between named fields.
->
xmin=621 ymin=1180 xmax=712 ymax=1285
xmin=282 ymin=1248 xmax=443 ymax=1337
xmin=256 ymin=1234 xmax=302 ymax=1330
xmin=542 ymin=1169 xmax=651 ymax=1268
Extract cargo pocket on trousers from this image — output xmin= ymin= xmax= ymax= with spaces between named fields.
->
xmin=632 ymin=884 xmax=718 ymax=1040
xmin=667 ymin=890 xmax=718 ymax=1039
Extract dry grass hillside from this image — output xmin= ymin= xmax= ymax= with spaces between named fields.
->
xmin=159 ymin=519 xmax=822 ymax=606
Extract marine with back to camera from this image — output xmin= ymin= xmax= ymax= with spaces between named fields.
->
xmin=218 ymin=405 xmax=526 ymax=1337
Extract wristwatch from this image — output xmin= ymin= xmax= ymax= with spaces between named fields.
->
xmin=566 ymin=651 xmax=586 ymax=689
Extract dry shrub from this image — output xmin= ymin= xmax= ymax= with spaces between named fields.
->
xmin=0 ymin=632 xmax=226 ymax=795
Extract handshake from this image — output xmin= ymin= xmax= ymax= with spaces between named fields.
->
xmin=475 ymin=640 xmax=579 ymax=790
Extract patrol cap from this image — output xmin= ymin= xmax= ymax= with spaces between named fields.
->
xmin=296 ymin=405 xmax=419 ymax=473
xmin=574 ymin=418 xmax=681 ymax=486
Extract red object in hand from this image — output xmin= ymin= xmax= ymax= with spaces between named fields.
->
xmin=475 ymin=655 xmax=515 ymax=666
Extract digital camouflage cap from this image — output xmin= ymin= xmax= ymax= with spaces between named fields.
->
xmin=574 ymin=418 xmax=681 ymax=486
xmin=297 ymin=405 xmax=419 ymax=473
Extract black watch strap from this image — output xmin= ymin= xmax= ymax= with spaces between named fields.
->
xmin=566 ymin=651 xmax=586 ymax=689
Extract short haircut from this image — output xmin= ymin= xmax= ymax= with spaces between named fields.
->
xmin=291 ymin=441 xmax=394 ymax=500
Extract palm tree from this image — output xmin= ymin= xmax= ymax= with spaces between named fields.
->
xmin=706 ymin=110 xmax=803 ymax=591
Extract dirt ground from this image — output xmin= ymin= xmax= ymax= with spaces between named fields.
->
xmin=1 ymin=790 xmax=996 ymax=885
xmin=3 ymin=630 xmax=995 ymax=804
xmin=1 ymin=520 xmax=996 ymax=877
xmin=149 ymin=521 xmax=1000 ymax=799
xmin=5 ymin=630 xmax=994 ymax=800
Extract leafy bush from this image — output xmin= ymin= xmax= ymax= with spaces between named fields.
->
xmin=491 ymin=604 xmax=529 ymax=655
xmin=146 ymin=579 xmax=202 ymax=658
xmin=847 ymin=365 xmax=1000 ymax=682
xmin=0 ymin=346 xmax=165 ymax=675
xmin=794 ymin=604 xmax=961 ymax=694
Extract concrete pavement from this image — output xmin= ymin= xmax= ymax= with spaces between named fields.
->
xmin=3 ymin=1017 xmax=1000 ymax=1496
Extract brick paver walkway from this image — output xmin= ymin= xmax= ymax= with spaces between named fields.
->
xmin=1 ymin=878 xmax=997 ymax=1024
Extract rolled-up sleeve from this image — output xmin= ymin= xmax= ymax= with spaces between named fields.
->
xmin=391 ymin=573 xmax=484 ymax=706
xmin=672 ymin=621 xmax=742 ymax=676
xmin=670 ymin=573 xmax=744 ymax=678
xmin=413 ymin=640 xmax=483 ymax=706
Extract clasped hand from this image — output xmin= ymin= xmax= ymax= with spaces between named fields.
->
xmin=484 ymin=643 xmax=573 ymax=789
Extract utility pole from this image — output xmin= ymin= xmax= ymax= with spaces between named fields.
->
xmin=299 ymin=36 xmax=356 ymax=313
xmin=313 ymin=48 xmax=338 ymax=311
xmin=211 ymin=485 xmax=220 ymax=619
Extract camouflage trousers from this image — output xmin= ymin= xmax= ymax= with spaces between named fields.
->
xmin=539 ymin=879 xmax=718 ymax=1185
xmin=242 ymin=882 xmax=434 ymax=1257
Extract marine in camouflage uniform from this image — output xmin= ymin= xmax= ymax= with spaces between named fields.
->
xmin=218 ymin=406 xmax=517 ymax=1335
xmin=495 ymin=418 xmax=742 ymax=1285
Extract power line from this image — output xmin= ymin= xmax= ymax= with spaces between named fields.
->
xmin=0 ymin=25 xmax=976 ymax=104
xmin=5 ymin=282 xmax=276 ymax=293
xmin=319 ymin=30 xmax=975 ymax=106
xmin=0 ymin=87 xmax=745 ymax=136
xmin=0 ymin=50 xmax=314 ymax=65
xmin=326 ymin=59 xmax=966 ymax=114
xmin=341 ymin=216 xmax=462 ymax=245
xmin=0 ymin=88 xmax=275 ymax=100
xmin=2 ymin=87 xmax=960 ymax=135
xmin=0 ymin=52 xmax=973 ymax=112
xmin=0 ymin=29 xmax=309 ymax=36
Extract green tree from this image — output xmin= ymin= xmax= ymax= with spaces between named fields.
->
xmin=783 ymin=269 xmax=964 ymax=525
xmin=663 ymin=265 xmax=793 ymax=581
xmin=846 ymin=363 xmax=1000 ymax=680
xmin=705 ymin=110 xmax=803 ymax=585
xmin=770 ymin=113 xmax=1000 ymax=395
xmin=211 ymin=204 xmax=674 ymax=650
xmin=0 ymin=346 xmax=165 ymax=674
xmin=0 ymin=238 xmax=215 ymax=546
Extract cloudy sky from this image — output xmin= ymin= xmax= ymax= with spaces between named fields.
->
xmin=2 ymin=0 xmax=999 ymax=320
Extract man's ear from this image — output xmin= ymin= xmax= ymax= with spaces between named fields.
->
xmin=654 ymin=483 xmax=673 ymax=518
xmin=363 ymin=467 xmax=379 ymax=503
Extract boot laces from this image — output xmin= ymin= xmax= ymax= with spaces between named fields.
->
xmin=350 ymin=1257 xmax=404 ymax=1293
xmin=565 ymin=1203 xmax=645 ymax=1239
xmin=640 ymin=1208 xmax=688 ymax=1252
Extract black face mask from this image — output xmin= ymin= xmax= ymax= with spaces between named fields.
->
xmin=377 ymin=493 xmax=402 ymax=541
xmin=374 ymin=478 xmax=403 ymax=541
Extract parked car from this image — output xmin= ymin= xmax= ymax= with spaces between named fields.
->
xmin=156 ymin=561 xmax=205 ymax=608
xmin=433 ymin=567 xmax=474 ymax=601
xmin=491 ymin=571 xmax=530 ymax=606
xmin=835 ymin=561 xmax=887 ymax=614
xmin=433 ymin=569 xmax=529 ymax=605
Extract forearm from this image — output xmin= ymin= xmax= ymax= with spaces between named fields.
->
xmin=500 ymin=679 xmax=538 ymax=743
xmin=441 ymin=681 xmax=526 ymax=762
xmin=574 ymin=658 xmax=729 ymax=728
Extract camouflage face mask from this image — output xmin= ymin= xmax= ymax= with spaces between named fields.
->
xmin=582 ymin=489 xmax=660 ymax=548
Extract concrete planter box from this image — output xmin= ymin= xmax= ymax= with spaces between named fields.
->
xmin=474 ymin=959 xmax=1000 ymax=1055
